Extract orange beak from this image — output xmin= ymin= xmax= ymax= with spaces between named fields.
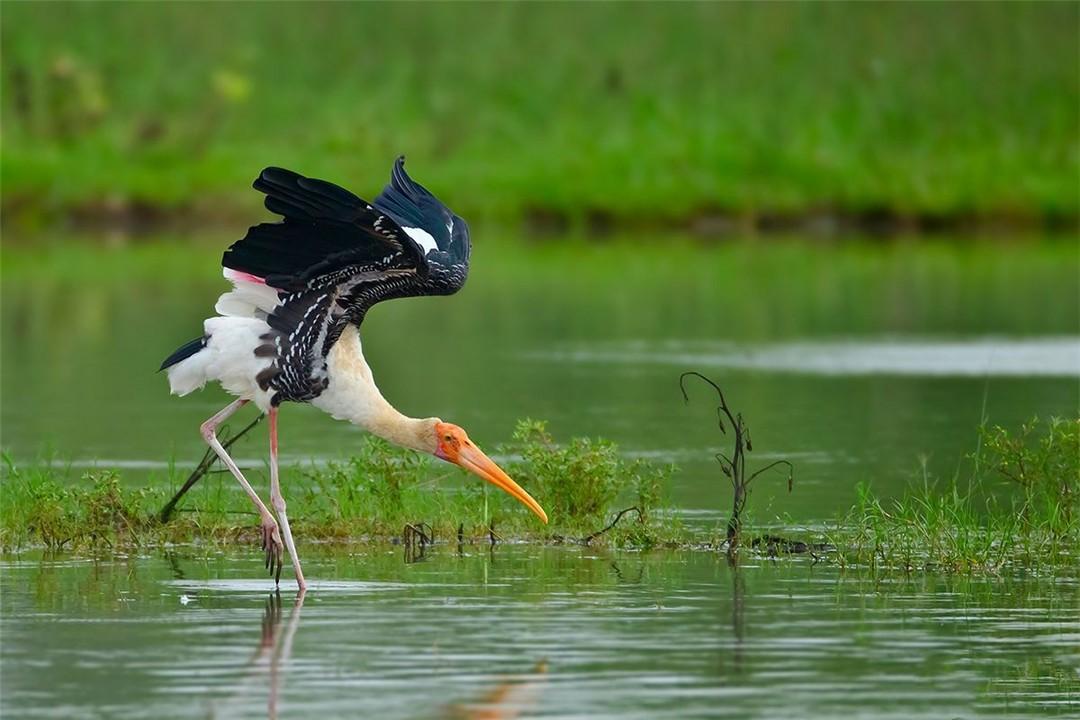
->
xmin=455 ymin=444 xmax=548 ymax=524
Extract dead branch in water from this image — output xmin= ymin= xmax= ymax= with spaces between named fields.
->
xmin=680 ymin=372 xmax=794 ymax=551
xmin=403 ymin=522 xmax=433 ymax=563
xmin=581 ymin=506 xmax=644 ymax=545
xmin=403 ymin=522 xmax=433 ymax=548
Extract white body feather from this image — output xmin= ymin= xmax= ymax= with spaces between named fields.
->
xmin=165 ymin=271 xmax=431 ymax=452
xmin=166 ymin=269 xmax=282 ymax=412
xmin=166 ymin=315 xmax=277 ymax=411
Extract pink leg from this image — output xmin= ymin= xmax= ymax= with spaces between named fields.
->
xmin=201 ymin=399 xmax=283 ymax=579
xmin=269 ymin=407 xmax=306 ymax=591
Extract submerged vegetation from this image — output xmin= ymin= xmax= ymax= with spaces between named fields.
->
xmin=1 ymin=416 xmax=1076 ymax=576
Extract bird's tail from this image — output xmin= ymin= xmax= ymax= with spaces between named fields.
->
xmin=161 ymin=336 xmax=211 ymax=396
xmin=160 ymin=337 xmax=207 ymax=371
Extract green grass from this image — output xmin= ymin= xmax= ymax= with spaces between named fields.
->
xmin=0 ymin=420 xmax=679 ymax=552
xmin=2 ymin=417 xmax=1077 ymax=576
xmin=2 ymin=3 xmax=1077 ymax=226
xmin=827 ymin=417 xmax=1079 ymax=573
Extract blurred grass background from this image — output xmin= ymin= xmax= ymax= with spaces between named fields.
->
xmin=2 ymin=2 xmax=1077 ymax=231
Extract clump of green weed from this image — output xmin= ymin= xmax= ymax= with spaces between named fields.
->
xmin=82 ymin=472 xmax=148 ymax=544
xmin=302 ymin=439 xmax=429 ymax=525
xmin=508 ymin=419 xmax=621 ymax=526
xmin=830 ymin=417 xmax=1080 ymax=573
xmin=504 ymin=419 xmax=675 ymax=543
xmin=1 ymin=457 xmax=156 ymax=550
xmin=296 ymin=438 xmax=488 ymax=538
xmin=295 ymin=421 xmax=677 ymax=544
xmin=837 ymin=476 xmax=1006 ymax=572
xmin=1 ymin=420 xmax=679 ymax=550
xmin=2 ymin=460 xmax=79 ymax=549
xmin=981 ymin=417 xmax=1078 ymax=536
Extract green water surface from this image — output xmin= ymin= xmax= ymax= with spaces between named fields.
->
xmin=2 ymin=548 xmax=1078 ymax=718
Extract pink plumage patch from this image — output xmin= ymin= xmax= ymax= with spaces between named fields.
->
xmin=225 ymin=268 xmax=267 ymax=285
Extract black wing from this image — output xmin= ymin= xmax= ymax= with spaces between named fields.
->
xmin=221 ymin=157 xmax=471 ymax=404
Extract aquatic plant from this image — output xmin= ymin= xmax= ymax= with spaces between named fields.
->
xmin=679 ymin=372 xmax=793 ymax=550
xmin=980 ymin=416 xmax=1078 ymax=537
xmin=504 ymin=419 xmax=676 ymax=547
xmin=2 ymin=418 xmax=1076 ymax=577
xmin=829 ymin=417 xmax=1079 ymax=573
xmin=0 ymin=457 xmax=156 ymax=550
xmin=0 ymin=423 xmax=677 ymax=551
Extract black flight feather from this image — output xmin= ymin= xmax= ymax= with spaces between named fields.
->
xmin=210 ymin=158 xmax=471 ymax=405
xmin=159 ymin=336 xmax=206 ymax=371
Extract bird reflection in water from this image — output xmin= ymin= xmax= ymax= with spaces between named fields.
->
xmin=440 ymin=660 xmax=549 ymax=720
xmin=209 ymin=589 xmax=305 ymax=719
xmin=208 ymin=588 xmax=545 ymax=719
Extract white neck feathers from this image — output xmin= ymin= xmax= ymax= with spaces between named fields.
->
xmin=312 ymin=326 xmax=437 ymax=454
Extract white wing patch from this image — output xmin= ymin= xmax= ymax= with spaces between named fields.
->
xmin=402 ymin=226 xmax=439 ymax=255
xmin=217 ymin=268 xmax=282 ymax=319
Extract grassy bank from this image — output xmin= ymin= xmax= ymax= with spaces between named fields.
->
xmin=0 ymin=420 xmax=678 ymax=552
xmin=2 ymin=418 xmax=1077 ymax=575
xmin=2 ymin=3 xmax=1076 ymax=230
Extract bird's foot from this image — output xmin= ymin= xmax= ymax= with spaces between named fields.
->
xmin=260 ymin=516 xmax=284 ymax=584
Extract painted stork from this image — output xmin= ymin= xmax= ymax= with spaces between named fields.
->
xmin=161 ymin=157 xmax=548 ymax=591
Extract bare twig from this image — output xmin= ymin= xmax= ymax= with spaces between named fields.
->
xmin=680 ymin=371 xmax=795 ymax=549
xmin=158 ymin=414 xmax=264 ymax=523
xmin=747 ymin=460 xmax=795 ymax=491
xmin=581 ymin=506 xmax=644 ymax=545
xmin=403 ymin=522 xmax=433 ymax=563
xmin=403 ymin=522 xmax=433 ymax=547
xmin=680 ymin=372 xmax=736 ymax=434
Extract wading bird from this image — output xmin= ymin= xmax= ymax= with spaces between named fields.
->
xmin=161 ymin=158 xmax=548 ymax=590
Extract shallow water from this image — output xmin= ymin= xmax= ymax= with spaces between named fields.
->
xmin=2 ymin=548 xmax=1078 ymax=719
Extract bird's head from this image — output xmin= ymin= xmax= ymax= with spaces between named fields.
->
xmin=432 ymin=421 xmax=548 ymax=524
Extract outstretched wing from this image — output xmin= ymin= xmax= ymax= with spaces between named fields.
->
xmin=220 ymin=157 xmax=471 ymax=404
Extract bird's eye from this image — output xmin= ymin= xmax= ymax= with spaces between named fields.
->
xmin=444 ymin=435 xmax=453 ymax=442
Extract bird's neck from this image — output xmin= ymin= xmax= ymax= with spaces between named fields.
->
xmin=369 ymin=405 xmax=438 ymax=455
xmin=316 ymin=326 xmax=438 ymax=454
